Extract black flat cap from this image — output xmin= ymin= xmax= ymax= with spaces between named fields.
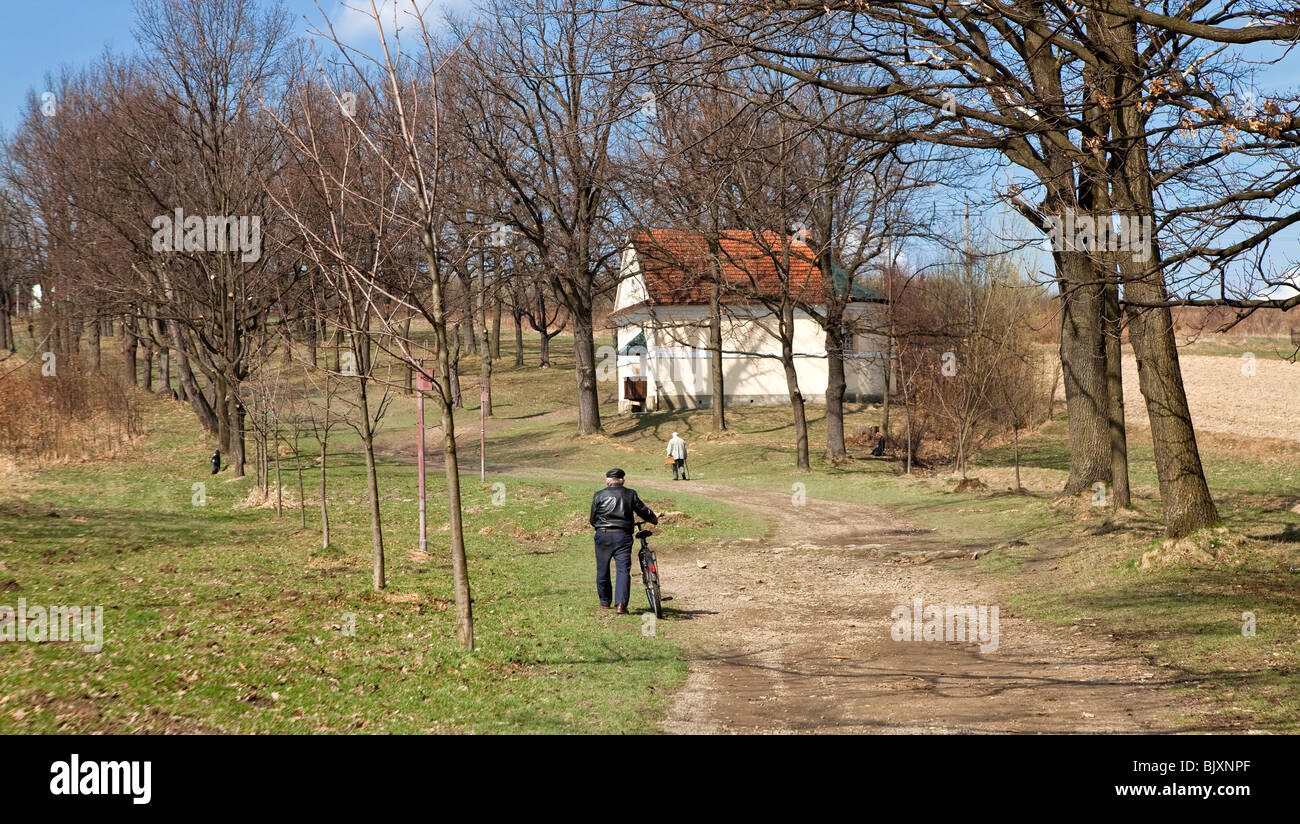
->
xmin=605 ymin=468 xmax=625 ymax=479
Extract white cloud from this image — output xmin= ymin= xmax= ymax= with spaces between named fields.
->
xmin=1251 ymin=265 xmax=1300 ymax=300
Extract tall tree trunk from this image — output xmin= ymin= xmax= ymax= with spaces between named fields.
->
xmin=357 ymin=374 xmax=385 ymax=590
xmin=122 ymin=316 xmax=139 ymax=387
xmin=226 ymin=386 xmax=246 ymax=479
xmin=572 ymin=311 xmax=602 ymax=435
xmin=158 ymin=342 xmax=170 ymax=394
xmin=1056 ymin=250 xmax=1112 ymax=494
xmin=306 ymin=317 xmax=317 ymax=367
xmin=1123 ymin=297 xmax=1217 ymax=535
xmin=780 ymin=304 xmax=810 ymax=469
xmin=421 ymin=232 xmax=472 ymax=650
xmin=438 ymin=381 xmax=472 ymax=648
xmin=479 ymin=323 xmax=492 ymax=416
xmin=256 ymin=433 xmax=267 ymax=495
xmin=462 ymin=286 xmax=476 ymax=351
xmin=881 ymin=354 xmax=891 ymax=442
xmin=824 ymin=327 xmax=848 ymax=462
xmin=1108 ymin=4 xmax=1217 ymax=536
xmin=491 ymin=286 xmax=503 ymax=361
xmin=216 ymin=374 xmax=231 ymax=456
xmin=899 ymin=348 xmax=915 ymax=473
xmin=280 ymin=319 xmax=292 ymax=365
xmin=449 ymin=328 xmax=463 ymax=408
xmin=882 ymin=294 xmax=895 ymax=445
xmin=318 ymin=434 xmax=330 ymax=549
xmin=171 ymin=323 xmax=219 ymax=434
xmin=535 ymin=289 xmax=551 ymax=368
xmin=709 ymin=277 xmax=726 ymax=432
xmin=1023 ymin=27 xmax=1111 ymax=497
xmin=88 ymin=317 xmax=100 ymax=373
xmin=1079 ymin=54 xmax=1132 ymax=510
xmin=49 ymin=298 xmax=63 ymax=357
xmin=513 ymin=307 xmax=525 ymax=367
xmin=141 ymin=334 xmax=155 ymax=392
xmin=1103 ymin=281 xmax=1131 ymax=508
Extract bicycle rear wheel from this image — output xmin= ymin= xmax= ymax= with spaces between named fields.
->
xmin=641 ymin=549 xmax=663 ymax=619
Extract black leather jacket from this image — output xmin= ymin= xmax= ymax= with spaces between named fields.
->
xmin=589 ymin=484 xmax=658 ymax=531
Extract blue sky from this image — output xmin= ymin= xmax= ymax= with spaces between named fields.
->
xmin=3 ymin=1 xmax=1295 ymax=135
xmin=0 ymin=0 xmax=473 ymax=134
xmin=0 ymin=0 xmax=1295 ymax=291
xmin=0 ymin=1 xmax=136 ymax=132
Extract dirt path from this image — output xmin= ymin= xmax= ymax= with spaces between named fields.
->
xmin=375 ymin=442 xmax=1204 ymax=733
xmin=636 ymin=480 xmax=1202 ymax=734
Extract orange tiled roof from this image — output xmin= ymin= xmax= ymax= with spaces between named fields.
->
xmin=627 ymin=229 xmax=824 ymax=306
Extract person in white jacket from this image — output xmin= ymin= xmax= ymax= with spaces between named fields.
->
xmin=667 ymin=432 xmax=688 ymax=481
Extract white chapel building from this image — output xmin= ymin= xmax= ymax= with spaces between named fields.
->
xmin=610 ymin=229 xmax=893 ymax=413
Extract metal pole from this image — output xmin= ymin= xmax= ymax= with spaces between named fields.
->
xmin=416 ymin=373 xmax=427 ymax=553
xmin=480 ymin=389 xmax=486 ymax=482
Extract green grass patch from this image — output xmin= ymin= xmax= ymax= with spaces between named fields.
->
xmin=0 ymin=398 xmax=752 ymax=733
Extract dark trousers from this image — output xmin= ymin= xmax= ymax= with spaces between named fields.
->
xmin=673 ymin=458 xmax=686 ymax=479
xmin=594 ymin=529 xmax=633 ymax=607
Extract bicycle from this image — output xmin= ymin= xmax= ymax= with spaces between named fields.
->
xmin=635 ymin=521 xmax=664 ymax=618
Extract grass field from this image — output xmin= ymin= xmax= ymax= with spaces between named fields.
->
xmin=2 ymin=325 xmax=1299 ymax=731
xmin=0 ymin=390 xmax=747 ymax=733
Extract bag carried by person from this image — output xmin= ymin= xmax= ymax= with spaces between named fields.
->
xmin=663 ymin=454 xmax=675 ymax=466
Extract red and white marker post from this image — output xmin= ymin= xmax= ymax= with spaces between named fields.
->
xmin=480 ymin=389 xmax=488 ymax=482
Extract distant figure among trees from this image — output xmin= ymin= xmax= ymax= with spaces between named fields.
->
xmin=869 ymin=426 xmax=886 ymax=457
xmin=667 ymin=432 xmax=688 ymax=480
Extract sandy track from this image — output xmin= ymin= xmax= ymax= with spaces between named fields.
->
xmin=641 ymin=481 xmax=1203 ymax=734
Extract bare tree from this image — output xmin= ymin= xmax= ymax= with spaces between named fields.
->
xmin=273 ymin=1 xmax=477 ymax=646
xmin=450 ymin=0 xmax=651 ymax=434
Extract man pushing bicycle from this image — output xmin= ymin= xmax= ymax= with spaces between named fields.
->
xmin=589 ymin=468 xmax=658 ymax=614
